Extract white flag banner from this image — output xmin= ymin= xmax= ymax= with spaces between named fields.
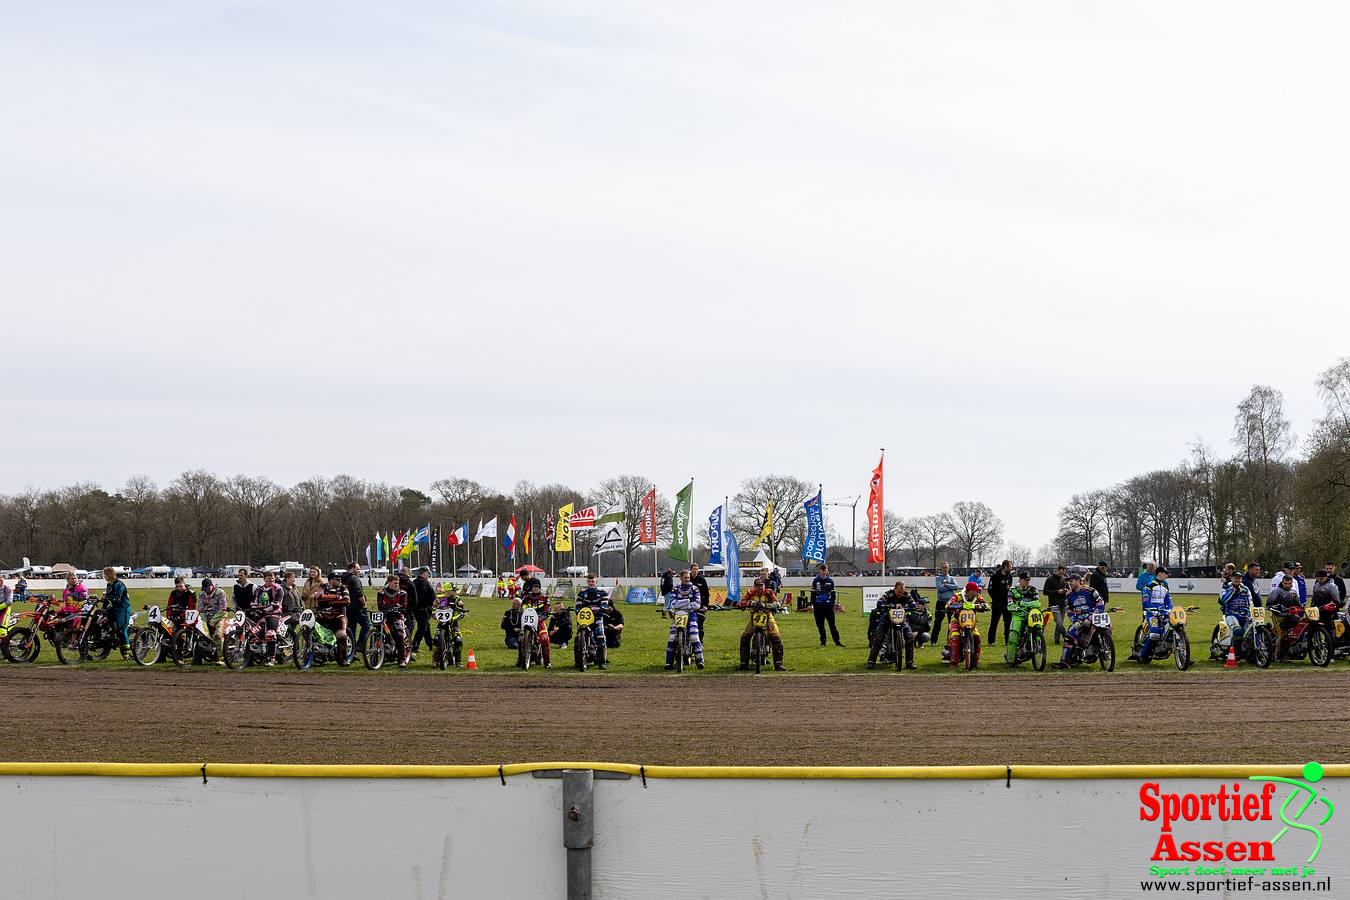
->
xmin=591 ymin=521 xmax=626 ymax=555
xmin=595 ymin=503 xmax=625 ymax=528
xmin=475 ymin=517 xmax=498 ymax=541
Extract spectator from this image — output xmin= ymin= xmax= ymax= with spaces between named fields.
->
xmin=411 ymin=567 xmax=436 ymax=654
xmin=767 ymin=567 xmax=783 ymax=594
xmin=987 ymin=560 xmax=1014 ymax=645
xmin=1270 ymin=561 xmax=1296 ymax=596
xmin=811 ymin=563 xmax=843 ymax=647
xmin=232 ymin=568 xmax=255 ymax=612
xmin=602 ymin=602 xmax=625 ymax=649
xmin=280 ymin=571 xmax=302 ymax=626
xmin=1090 ymin=561 xmax=1111 ymax=604
xmin=342 ymin=562 xmax=369 ymax=651
xmin=1293 ymin=563 xmax=1307 ymax=603
xmin=521 ymin=570 xmax=542 ymax=595
xmin=689 ymin=563 xmax=711 ymax=638
xmin=933 ymin=562 xmax=960 ymax=640
xmin=660 ymin=568 xmax=675 ymax=597
xmin=302 ymin=566 xmax=326 ymax=611
xmin=1323 ymin=563 xmax=1347 ymax=604
xmin=1242 ymin=562 xmax=1263 ymax=608
xmin=548 ymin=603 xmax=572 ymax=649
xmin=1135 ymin=563 xmax=1156 ymax=596
xmin=14 ymin=575 xmax=27 ymax=602
xmin=501 ymin=597 xmax=524 ymax=648
xmin=1042 ymin=564 xmax=1069 ymax=644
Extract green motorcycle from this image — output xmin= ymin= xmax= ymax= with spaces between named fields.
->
xmin=1006 ymin=593 xmax=1047 ymax=671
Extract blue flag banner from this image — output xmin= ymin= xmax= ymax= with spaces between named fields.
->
xmin=802 ymin=491 xmax=826 ymax=563
xmin=707 ymin=505 xmax=725 ymax=566
xmin=724 ymin=528 xmax=741 ymax=604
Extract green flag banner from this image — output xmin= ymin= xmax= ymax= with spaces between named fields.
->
xmin=669 ymin=480 xmax=693 ymax=562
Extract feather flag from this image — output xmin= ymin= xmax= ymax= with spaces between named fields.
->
xmin=523 ymin=515 xmax=532 ymax=557
xmin=751 ymin=502 xmax=773 ymax=549
xmin=866 ymin=453 xmax=884 ymax=565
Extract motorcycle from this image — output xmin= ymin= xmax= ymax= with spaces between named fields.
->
xmin=3 ymin=596 xmax=74 ymax=664
xmin=361 ymin=609 xmax=409 ymax=670
xmin=1131 ymin=606 xmax=1198 ymax=671
xmin=293 ymin=609 xmax=353 ymax=670
xmin=223 ymin=609 xmax=294 ymax=669
xmin=745 ymin=603 xmax=782 ymax=674
xmin=1006 ymin=601 xmax=1048 ymax=672
xmin=870 ymin=606 xmax=912 ymax=671
xmin=946 ymin=600 xmax=988 ymax=671
xmin=131 ymin=605 xmax=177 ymax=666
xmin=516 ymin=605 xmax=547 ymax=670
xmin=77 ymin=598 xmax=126 ymax=661
xmin=1208 ymin=603 xmax=1274 ymax=669
xmin=51 ymin=598 xmax=95 ymax=665
xmin=1270 ymin=604 xmax=1332 ymax=667
xmin=670 ymin=609 xmax=696 ymax=673
xmin=1062 ymin=608 xmax=1119 ymax=671
xmin=572 ymin=605 xmax=605 ymax=672
xmin=171 ymin=609 xmax=221 ymax=667
xmin=433 ymin=603 xmax=466 ymax=670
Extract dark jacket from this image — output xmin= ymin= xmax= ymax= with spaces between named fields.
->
xmin=397 ymin=573 xmax=417 ymax=607
xmin=660 ymin=572 xmax=674 ymax=595
xmin=1241 ymin=572 xmax=1263 ymax=606
xmin=989 ymin=570 xmax=1014 ymax=603
xmin=233 ymin=580 xmax=256 ymax=611
xmin=691 ymin=575 xmax=710 ymax=608
xmin=1089 ymin=570 xmax=1110 ymax=600
xmin=412 ymin=575 xmax=436 ymax=612
xmin=340 ymin=571 xmax=366 ymax=612
xmin=1042 ymin=573 xmax=1067 ymax=608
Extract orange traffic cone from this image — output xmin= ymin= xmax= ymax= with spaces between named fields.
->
xmin=1224 ymin=645 xmax=1239 ymax=669
xmin=466 ymin=648 xmax=478 ymax=670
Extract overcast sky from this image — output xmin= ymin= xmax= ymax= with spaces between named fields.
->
xmin=3 ymin=1 xmax=1347 ymax=553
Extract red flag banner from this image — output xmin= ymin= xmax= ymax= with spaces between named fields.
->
xmin=639 ymin=487 xmax=657 ymax=545
xmin=866 ymin=453 xmax=884 ymax=565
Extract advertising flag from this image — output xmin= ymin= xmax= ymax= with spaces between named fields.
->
xmin=639 ymin=487 xmax=657 ymax=545
xmin=867 ymin=453 xmax=884 ymax=565
xmin=504 ymin=515 xmax=517 ymax=559
xmin=448 ymin=522 xmax=468 ymax=546
xmin=524 ymin=515 xmax=532 ymax=557
xmin=475 ymin=517 xmax=497 ymax=541
xmin=365 ymin=543 xmax=372 ymax=569
xmin=430 ymin=525 xmax=440 ymax=574
xmin=802 ymin=491 xmax=826 ymax=563
xmin=555 ymin=503 xmax=573 ymax=552
xmin=725 ymin=529 xmax=741 ymax=603
xmin=751 ymin=501 xmax=774 ymax=550
xmin=571 ymin=506 xmax=597 ymax=531
xmin=398 ymin=529 xmax=415 ymax=558
xmin=593 ymin=520 xmax=626 ymax=555
xmin=707 ymin=505 xmax=725 ymax=566
xmin=375 ymin=531 xmax=383 ymax=562
xmin=669 ymin=480 xmax=693 ymax=562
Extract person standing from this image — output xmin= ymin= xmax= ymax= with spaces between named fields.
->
xmin=302 ymin=566 xmax=326 ymax=611
xmin=1323 ymin=563 xmax=1346 ymax=604
xmin=1242 ymin=562 xmax=1264 ymax=608
xmin=199 ymin=577 xmax=230 ymax=664
xmin=811 ymin=564 xmax=843 ymax=647
xmin=1090 ymin=561 xmax=1111 ymax=604
xmin=279 ymin=571 xmax=302 ymax=632
xmin=411 ymin=567 xmax=436 ymax=654
xmin=932 ymin=562 xmax=960 ymax=643
xmin=1042 ymin=564 xmax=1069 ymax=644
xmin=1135 ymin=563 xmax=1156 ymax=597
xmin=232 ymin=568 xmax=255 ymax=613
xmin=689 ymin=563 xmax=711 ymax=639
xmin=767 ymin=567 xmax=783 ymax=594
xmin=1292 ymin=563 xmax=1307 ymax=604
xmin=101 ymin=566 xmax=132 ymax=658
xmin=987 ymin=560 xmax=1014 ymax=645
xmin=342 ymin=562 xmax=368 ymax=652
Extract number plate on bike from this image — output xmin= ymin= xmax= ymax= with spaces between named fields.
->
xmin=576 ymin=607 xmax=595 ymax=626
xmin=232 ymin=611 xmax=246 ymax=626
xmin=184 ymin=610 xmax=199 ymax=626
xmin=1251 ymin=607 xmax=1265 ymax=624
xmin=1169 ymin=608 xmax=1186 ymax=625
xmin=1091 ymin=612 xmax=1110 ymax=627
xmin=1306 ymin=606 xmax=1319 ymax=621
xmin=521 ymin=608 xmax=538 ymax=629
xmin=751 ymin=611 xmax=769 ymax=628
xmin=147 ymin=605 xmax=162 ymax=624
xmin=369 ymin=611 xmax=385 ymax=624
xmin=889 ymin=608 xmax=906 ymax=624
xmin=299 ymin=609 xmax=315 ymax=626
xmin=435 ymin=609 xmax=454 ymax=623
xmin=674 ymin=612 xmax=689 ymax=628
xmin=958 ymin=610 xmax=975 ymax=628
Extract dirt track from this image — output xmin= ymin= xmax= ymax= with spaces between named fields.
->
xmin=3 ymin=667 xmax=1347 ymax=765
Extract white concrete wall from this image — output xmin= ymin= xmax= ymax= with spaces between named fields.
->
xmin=2 ymin=774 xmax=1344 ymax=899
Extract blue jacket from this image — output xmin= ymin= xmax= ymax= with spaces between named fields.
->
xmin=1220 ymin=584 xmax=1253 ymax=618
xmin=935 ymin=574 xmax=960 ymax=603
xmin=811 ymin=575 xmax=836 ymax=606
xmin=1135 ymin=571 xmax=1155 ymax=596
xmin=1295 ymin=575 xmax=1307 ymax=603
xmin=1143 ymin=583 xmax=1173 ymax=619
xmin=1066 ymin=588 xmax=1104 ymax=622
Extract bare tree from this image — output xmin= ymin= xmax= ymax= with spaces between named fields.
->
xmin=916 ymin=513 xmax=954 ymax=569
xmin=1055 ymin=490 xmax=1109 ymax=563
xmin=591 ymin=475 xmax=672 ymax=564
xmin=729 ymin=475 xmax=812 ymax=561
xmin=165 ymin=471 xmax=226 ymax=565
xmin=945 ymin=501 xmax=1004 ymax=567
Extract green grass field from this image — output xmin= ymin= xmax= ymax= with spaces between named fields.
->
xmin=4 ymin=587 xmax=1322 ymax=677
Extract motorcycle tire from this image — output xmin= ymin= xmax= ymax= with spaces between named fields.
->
xmin=1174 ymin=628 xmax=1191 ymax=671
xmin=1096 ymin=632 xmax=1116 ymax=672
xmin=274 ymin=634 xmax=294 ymax=665
xmin=1131 ymin=625 xmax=1145 ymax=656
xmin=81 ymin=627 xmax=112 ymax=661
xmin=1309 ymin=626 xmax=1332 ymax=668
xmin=893 ymin=630 xmax=903 ymax=672
xmin=577 ymin=630 xmax=590 ymax=672
xmin=447 ymin=631 xmax=460 ymax=668
xmin=1031 ymin=631 xmax=1046 ymax=672
xmin=223 ymin=634 xmax=249 ymax=670
xmin=962 ymin=632 xmax=976 ymax=671
xmin=293 ymin=630 xmax=315 ymax=671
xmin=363 ymin=632 xmax=385 ymax=670
xmin=1251 ymin=628 xmax=1272 ymax=669
xmin=675 ymin=630 xmax=685 ymax=673
xmin=52 ymin=625 xmax=83 ymax=666
xmin=519 ymin=630 xmax=533 ymax=671
xmin=3 ymin=627 xmax=38 ymax=664
xmin=171 ymin=631 xmax=195 ymax=669
xmin=1209 ymin=624 xmax=1222 ymax=660
xmin=436 ymin=630 xmax=448 ymax=671
xmin=753 ymin=631 xmax=765 ymax=675
xmin=131 ymin=629 xmax=162 ymax=667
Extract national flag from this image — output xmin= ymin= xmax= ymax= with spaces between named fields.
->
xmin=639 ymin=488 xmax=657 ymax=545
xmin=669 ymin=480 xmax=693 ymax=562
xmin=390 ymin=530 xmax=405 ymax=560
xmin=504 ymin=515 xmax=517 ymax=559
xmin=398 ymin=529 xmax=415 ymax=558
xmin=555 ymin=503 xmax=573 ymax=552
xmin=545 ymin=514 xmax=556 ymax=546
xmin=751 ymin=502 xmax=774 ymax=550
xmin=596 ymin=504 xmax=625 ymax=527
xmin=866 ymin=453 xmax=884 ymax=565
xmin=412 ymin=524 xmax=430 ymax=546
xmin=707 ymin=505 xmax=725 ymax=566
xmin=475 ymin=517 xmax=497 ymax=541
xmin=448 ymin=522 xmax=468 ymax=546
xmin=802 ymin=491 xmax=826 ymax=563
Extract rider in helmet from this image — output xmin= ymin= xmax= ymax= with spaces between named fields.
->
xmin=1213 ymin=570 xmax=1253 ymax=659
xmin=739 ymin=577 xmax=786 ymax=671
xmin=574 ymin=574 xmax=609 ymax=669
xmin=1005 ymin=571 xmax=1041 ymax=663
xmin=1053 ymin=572 xmax=1106 ymax=668
xmin=522 ymin=585 xmax=552 ymax=668
xmin=317 ymin=572 xmax=351 ymax=665
xmin=376 ymin=574 xmax=411 ymax=668
xmin=867 ymin=580 xmax=915 ymax=669
xmin=1126 ymin=567 xmax=1171 ymax=664
xmin=665 ymin=570 xmax=705 ymax=670
xmin=942 ymin=581 xmax=984 ymax=664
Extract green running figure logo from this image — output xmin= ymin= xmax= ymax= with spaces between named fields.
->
xmin=1249 ymin=762 xmax=1335 ymax=864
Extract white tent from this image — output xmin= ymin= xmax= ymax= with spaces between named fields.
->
xmin=751 ymin=549 xmax=781 ymax=573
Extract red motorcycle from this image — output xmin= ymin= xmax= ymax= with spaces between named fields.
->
xmin=223 ymin=609 xmax=294 ymax=668
xmin=2 ymin=596 xmax=74 ymax=664
xmin=1272 ymin=602 xmax=1333 ymax=667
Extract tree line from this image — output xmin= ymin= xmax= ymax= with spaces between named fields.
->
xmin=1047 ymin=359 xmax=1350 ymax=571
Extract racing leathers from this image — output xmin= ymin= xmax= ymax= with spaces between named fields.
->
xmin=1133 ymin=583 xmax=1170 ymax=662
xmin=1005 ymin=584 xmax=1041 ymax=663
xmin=316 ymin=582 xmax=351 ymax=663
xmin=1216 ymin=582 xmax=1253 ymax=656
xmin=376 ymin=587 xmax=410 ymax=665
xmin=867 ymin=590 xmax=914 ymax=669
xmin=254 ymin=583 xmax=284 ymax=661
xmin=739 ymin=586 xmax=785 ymax=669
xmin=574 ymin=587 xmax=609 ymax=667
xmin=666 ymin=583 xmax=704 ymax=667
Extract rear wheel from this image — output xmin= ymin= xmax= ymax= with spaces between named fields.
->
xmin=53 ymin=625 xmax=84 ymax=666
xmin=1252 ymin=628 xmax=1272 ymax=669
xmin=363 ymin=631 xmax=386 ymax=670
xmin=3 ymin=627 xmax=38 ymax=663
xmin=1031 ymin=632 xmax=1046 ymax=672
xmin=223 ymin=633 xmax=249 ymax=669
xmin=293 ymin=630 xmax=315 ymax=671
xmin=1174 ymin=628 xmax=1191 ymax=671
xmin=1309 ymin=627 xmax=1332 ymax=667
xmin=519 ymin=630 xmax=533 ymax=670
xmin=172 ymin=631 xmax=195 ymax=668
xmin=1096 ymin=631 xmax=1116 ymax=672
xmin=131 ymin=629 xmax=161 ymax=666
xmin=752 ymin=631 xmax=764 ymax=674
xmin=436 ymin=630 xmax=448 ymax=670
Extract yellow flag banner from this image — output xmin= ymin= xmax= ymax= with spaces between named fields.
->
xmin=555 ymin=503 xmax=574 ymax=552
xmin=751 ymin=502 xmax=773 ymax=549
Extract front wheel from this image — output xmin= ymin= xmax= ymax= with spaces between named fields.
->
xmin=1309 ymin=626 xmax=1332 ymax=667
xmin=962 ymin=632 xmax=976 ymax=671
xmin=53 ymin=625 xmax=83 ymax=666
xmin=519 ymin=629 xmax=533 ymax=670
xmin=131 ymin=629 xmax=161 ymax=666
xmin=171 ymin=631 xmax=195 ymax=669
xmin=1096 ymin=631 xmax=1116 ymax=672
xmin=435 ymin=630 xmax=448 ymax=671
xmin=1131 ymin=624 xmax=1145 ymax=656
xmin=1031 ymin=631 xmax=1046 ymax=672
xmin=2 ymin=627 xmax=38 ymax=663
xmin=81 ymin=624 xmax=112 ymax=661
xmin=293 ymin=630 xmax=315 ymax=671
xmin=1251 ymin=628 xmax=1272 ymax=669
xmin=362 ymin=631 xmax=386 ymax=670
xmin=674 ymin=630 xmax=685 ymax=673
xmin=1173 ymin=628 xmax=1191 ymax=671
xmin=752 ymin=631 xmax=765 ymax=674
xmin=223 ymin=633 xmax=249 ymax=669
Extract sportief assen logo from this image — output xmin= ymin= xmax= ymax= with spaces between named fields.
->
xmin=1139 ymin=763 xmax=1334 ymax=892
